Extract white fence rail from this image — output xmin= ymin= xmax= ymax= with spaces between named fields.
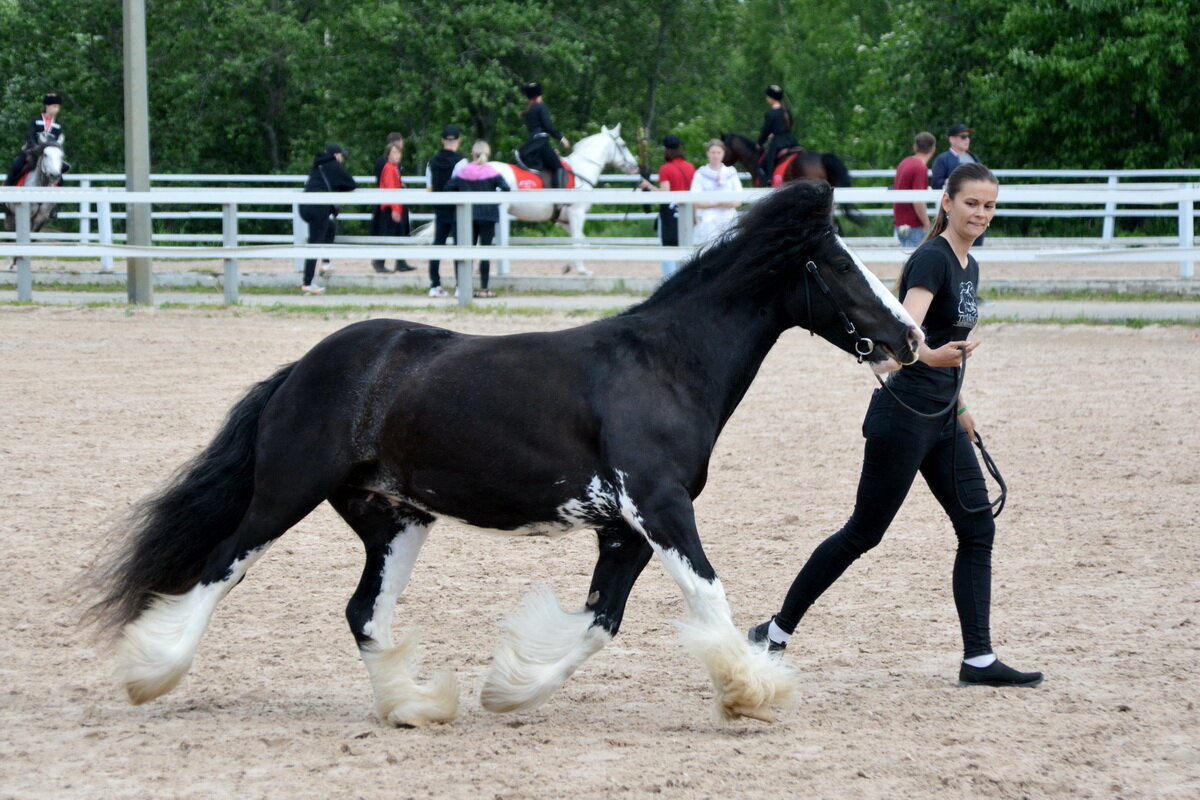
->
xmin=2 ymin=180 xmax=1197 ymax=305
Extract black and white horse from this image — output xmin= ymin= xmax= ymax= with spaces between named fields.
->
xmin=4 ymin=134 xmax=66 ymax=235
xmin=89 ymin=180 xmax=922 ymax=726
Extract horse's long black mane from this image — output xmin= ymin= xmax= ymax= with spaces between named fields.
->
xmin=623 ymin=180 xmax=831 ymax=316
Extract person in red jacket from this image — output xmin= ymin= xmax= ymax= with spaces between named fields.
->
xmin=638 ymin=135 xmax=696 ymax=277
xmin=370 ymin=137 xmax=415 ymax=273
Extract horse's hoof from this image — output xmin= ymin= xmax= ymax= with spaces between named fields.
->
xmin=728 ymin=704 xmax=775 ymax=723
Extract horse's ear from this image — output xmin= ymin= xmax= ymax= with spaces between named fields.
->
xmin=601 ymin=124 xmax=610 ymax=135
xmin=785 ymin=179 xmax=835 ymax=222
xmin=611 ymin=123 xmax=621 ymax=136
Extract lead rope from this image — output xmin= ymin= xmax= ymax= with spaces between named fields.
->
xmin=803 ymin=261 xmax=1005 ymax=518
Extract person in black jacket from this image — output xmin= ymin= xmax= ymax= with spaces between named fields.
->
xmin=299 ymin=143 xmax=356 ymax=294
xmin=517 ymin=81 xmax=570 ymax=189
xmin=424 ymin=125 xmax=468 ymax=297
xmin=757 ymin=84 xmax=798 ymax=187
xmin=444 ymin=140 xmax=511 ymax=297
xmin=5 ymin=92 xmax=65 ymax=186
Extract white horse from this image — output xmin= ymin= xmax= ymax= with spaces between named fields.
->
xmin=490 ymin=124 xmax=640 ymax=275
xmin=4 ymin=133 xmax=66 ymax=235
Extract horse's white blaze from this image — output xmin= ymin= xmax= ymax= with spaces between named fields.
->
xmin=617 ymin=489 xmax=798 ymax=722
xmin=361 ymin=523 xmax=430 ymax=646
xmin=116 ymin=546 xmax=269 ymax=705
xmin=835 ymin=235 xmax=920 ymax=333
xmin=481 ymin=586 xmax=610 ymax=713
xmin=361 ymin=632 xmax=459 ymax=727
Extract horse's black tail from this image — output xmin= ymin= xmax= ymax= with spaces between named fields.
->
xmin=86 ymin=362 xmax=297 ymax=636
xmin=821 ymin=152 xmax=866 ymax=227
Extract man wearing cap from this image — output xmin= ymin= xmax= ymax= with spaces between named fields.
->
xmin=424 ymin=125 xmax=467 ymax=297
xmin=930 ymin=124 xmax=978 ymax=190
xmin=5 ymin=92 xmax=65 ymax=186
xmin=638 ymin=135 xmax=696 ymax=277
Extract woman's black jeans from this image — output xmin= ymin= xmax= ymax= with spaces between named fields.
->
xmin=775 ymin=388 xmax=997 ymax=658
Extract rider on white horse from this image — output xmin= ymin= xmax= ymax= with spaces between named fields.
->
xmin=517 ymin=81 xmax=570 ymax=189
xmin=5 ymin=92 xmax=65 ymax=187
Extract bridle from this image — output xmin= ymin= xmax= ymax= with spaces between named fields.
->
xmin=801 ymin=257 xmax=1006 ymax=518
xmin=568 ymin=130 xmax=636 ymax=188
xmin=801 ymin=259 xmax=875 ymax=362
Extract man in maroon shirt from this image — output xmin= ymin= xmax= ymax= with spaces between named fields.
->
xmin=892 ymin=131 xmax=936 ymax=248
xmin=639 ymin=134 xmax=697 ymax=277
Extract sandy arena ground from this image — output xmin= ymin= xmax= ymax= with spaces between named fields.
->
xmin=1 ymin=306 xmax=1197 ymax=799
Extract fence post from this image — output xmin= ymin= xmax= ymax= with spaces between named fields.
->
xmin=1180 ymin=190 xmax=1195 ymax=279
xmin=293 ymin=204 xmax=305 ymax=274
xmin=1102 ymin=175 xmax=1118 ymax=240
xmin=79 ymin=178 xmax=92 ymax=246
xmin=678 ymin=202 xmax=695 ymax=247
xmin=455 ymin=201 xmax=473 ymax=306
xmin=15 ymin=202 xmax=32 ymax=301
xmin=223 ymin=203 xmax=239 ymax=304
xmin=98 ymin=199 xmax=114 ymax=272
xmin=498 ymin=203 xmax=511 ymax=275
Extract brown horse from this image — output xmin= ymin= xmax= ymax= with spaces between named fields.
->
xmin=721 ymin=132 xmax=864 ymax=227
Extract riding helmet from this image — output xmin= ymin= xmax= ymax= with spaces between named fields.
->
xmin=43 ymin=93 xmax=63 ymax=106
xmin=521 ymin=82 xmax=543 ymax=100
xmin=765 ymin=85 xmax=785 ymax=101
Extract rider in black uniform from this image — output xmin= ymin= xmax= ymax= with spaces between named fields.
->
xmin=517 ymin=82 xmax=570 ymax=189
xmin=757 ymin=84 xmax=798 ymax=186
xmin=5 ymin=93 xmax=65 ymax=186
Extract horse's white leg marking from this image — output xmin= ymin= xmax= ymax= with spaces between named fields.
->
xmin=361 ymin=526 xmax=429 ymax=648
xmin=567 ymin=205 xmax=593 ymax=276
xmin=116 ymin=546 xmax=270 ymax=705
xmin=357 ymin=523 xmax=459 ymax=727
xmin=361 ymin=634 xmax=459 ymax=727
xmin=617 ymin=493 xmax=798 ymax=722
xmin=481 ymin=586 xmax=611 ymax=714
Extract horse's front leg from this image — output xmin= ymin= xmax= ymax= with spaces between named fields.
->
xmin=620 ymin=489 xmax=798 ymax=722
xmin=481 ymin=523 xmax=652 ymax=713
xmin=564 ymin=204 xmax=593 ymax=276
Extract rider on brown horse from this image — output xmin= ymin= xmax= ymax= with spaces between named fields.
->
xmin=758 ymin=85 xmax=799 ymax=186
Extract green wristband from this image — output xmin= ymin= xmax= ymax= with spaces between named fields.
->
xmin=956 ymin=406 xmax=968 ymax=416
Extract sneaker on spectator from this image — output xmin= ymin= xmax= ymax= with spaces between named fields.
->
xmin=300 ymin=284 xmax=325 ymax=295
xmin=428 ymin=285 xmax=448 ymax=298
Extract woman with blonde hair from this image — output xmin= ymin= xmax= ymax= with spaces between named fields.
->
xmin=689 ymin=139 xmax=742 ymax=245
xmin=444 ymin=140 xmax=510 ymax=297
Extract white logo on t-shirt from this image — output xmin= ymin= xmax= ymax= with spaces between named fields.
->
xmin=957 ymin=280 xmax=978 ymax=326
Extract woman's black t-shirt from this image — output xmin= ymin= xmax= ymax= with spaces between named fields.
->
xmin=889 ymin=235 xmax=979 ymax=402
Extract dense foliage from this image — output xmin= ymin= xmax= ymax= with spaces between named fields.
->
xmin=1 ymin=0 xmax=1196 ymax=175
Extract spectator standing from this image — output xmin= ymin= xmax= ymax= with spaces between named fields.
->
xmin=425 ymin=125 xmax=467 ymax=297
xmin=370 ymin=136 xmax=414 ymax=273
xmin=690 ymin=139 xmax=742 ymax=246
xmin=638 ymin=134 xmax=696 ymax=277
xmin=299 ymin=144 xmax=356 ymax=295
xmin=930 ymin=124 xmax=978 ymax=190
xmin=444 ymin=140 xmax=510 ymax=298
xmin=893 ymin=132 xmax=936 ymax=248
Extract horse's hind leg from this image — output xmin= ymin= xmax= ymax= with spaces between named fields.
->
xmin=117 ymin=489 xmax=324 ymax=704
xmin=329 ymin=487 xmax=457 ymax=727
xmin=481 ymin=523 xmax=651 ymax=713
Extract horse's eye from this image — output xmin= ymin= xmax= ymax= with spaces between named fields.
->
xmin=836 ymin=262 xmax=852 ymax=274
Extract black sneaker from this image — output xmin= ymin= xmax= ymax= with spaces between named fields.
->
xmin=394 ymin=261 xmax=416 ymax=272
xmin=958 ymin=659 xmax=1043 ymax=687
xmin=748 ymin=620 xmax=786 ymax=654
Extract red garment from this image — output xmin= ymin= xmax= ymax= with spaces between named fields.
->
xmin=658 ymin=157 xmax=695 ymax=192
xmin=892 ymin=155 xmax=929 ymax=227
xmin=380 ymin=161 xmax=404 ymax=217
